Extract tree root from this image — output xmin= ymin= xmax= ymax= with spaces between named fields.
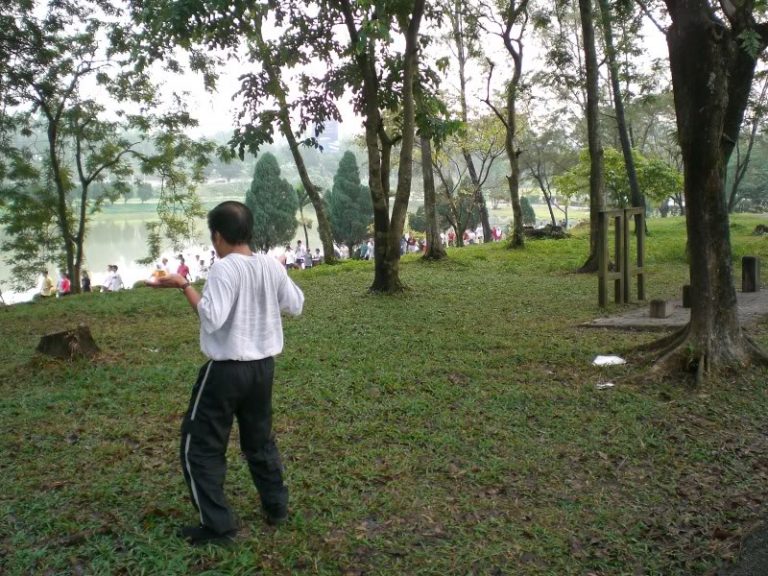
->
xmin=635 ymin=324 xmax=690 ymax=354
xmin=421 ymin=250 xmax=447 ymax=261
xmin=576 ymin=252 xmax=598 ymax=274
xmin=743 ymin=333 xmax=768 ymax=365
xmin=631 ymin=323 xmax=767 ymax=386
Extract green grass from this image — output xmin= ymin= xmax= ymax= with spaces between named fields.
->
xmin=2 ymin=215 xmax=768 ymax=575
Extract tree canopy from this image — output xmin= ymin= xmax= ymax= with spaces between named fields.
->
xmin=0 ymin=0 xmax=217 ymax=291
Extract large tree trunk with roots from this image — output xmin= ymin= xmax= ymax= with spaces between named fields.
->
xmin=338 ymin=0 xmax=424 ymax=293
xmin=649 ymin=2 xmax=768 ymax=382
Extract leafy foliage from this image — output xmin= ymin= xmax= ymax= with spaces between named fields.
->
xmin=0 ymin=183 xmax=63 ymax=290
xmin=554 ymin=147 xmax=682 ymax=208
xmin=0 ymin=0 xmax=216 ymax=290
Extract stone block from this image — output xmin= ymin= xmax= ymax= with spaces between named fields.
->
xmin=650 ymin=299 xmax=674 ymax=318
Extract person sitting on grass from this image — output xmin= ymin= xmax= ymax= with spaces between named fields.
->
xmin=57 ymin=272 xmax=71 ymax=297
xmin=39 ymin=270 xmax=55 ymax=298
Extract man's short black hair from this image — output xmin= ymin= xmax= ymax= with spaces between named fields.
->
xmin=208 ymin=201 xmax=254 ymax=245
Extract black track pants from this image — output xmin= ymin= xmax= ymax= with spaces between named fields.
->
xmin=179 ymin=358 xmax=288 ymax=534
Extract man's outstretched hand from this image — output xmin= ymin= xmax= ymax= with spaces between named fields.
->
xmin=145 ymin=273 xmax=187 ymax=289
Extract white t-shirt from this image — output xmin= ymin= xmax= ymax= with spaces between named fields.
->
xmin=110 ymin=273 xmax=123 ymax=291
xmin=197 ymin=252 xmax=304 ymax=361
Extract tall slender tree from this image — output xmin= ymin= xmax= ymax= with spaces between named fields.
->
xmin=296 ymin=184 xmax=313 ymax=251
xmin=597 ymin=0 xmax=644 ymax=218
xmin=480 ymin=0 xmax=531 ymax=248
xmin=331 ymin=0 xmax=427 ymax=292
xmin=727 ymin=71 xmax=768 ymax=212
xmin=419 ymin=134 xmax=448 ymax=260
xmin=445 ymin=0 xmax=492 ymax=242
xmin=576 ymin=0 xmax=605 ymax=271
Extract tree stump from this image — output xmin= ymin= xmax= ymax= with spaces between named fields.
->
xmin=36 ymin=325 xmax=100 ymax=360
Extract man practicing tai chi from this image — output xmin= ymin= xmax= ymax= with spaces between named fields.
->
xmin=147 ymin=201 xmax=304 ymax=546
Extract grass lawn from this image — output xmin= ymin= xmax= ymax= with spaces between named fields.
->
xmin=1 ymin=215 xmax=768 ymax=575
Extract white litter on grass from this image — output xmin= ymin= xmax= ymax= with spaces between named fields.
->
xmin=592 ymin=355 xmax=626 ymax=366
xmin=595 ymin=382 xmax=615 ymax=390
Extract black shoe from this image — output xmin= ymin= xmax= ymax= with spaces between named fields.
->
xmin=178 ymin=524 xmax=237 ymax=546
xmin=264 ymin=505 xmax=288 ymax=526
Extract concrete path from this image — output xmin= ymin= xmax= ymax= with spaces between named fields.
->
xmin=582 ymin=289 xmax=768 ymax=331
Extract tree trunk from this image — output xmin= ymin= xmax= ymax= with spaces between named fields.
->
xmin=726 ymin=75 xmax=767 ymax=212
xmin=650 ymin=2 xmax=768 ymax=380
xmin=597 ymin=0 xmax=644 ymax=216
xmin=448 ymin=0 xmax=492 ymax=242
xmin=284 ymin=131 xmax=337 ymax=264
xmin=299 ymin=205 xmax=311 ymax=250
xmin=463 ymin=153 xmax=492 ymax=243
xmin=47 ymin=120 xmax=78 ymax=291
xmin=421 ymin=135 xmax=447 ymax=260
xmin=371 ymin=0 xmax=425 ymax=292
xmin=502 ymin=48 xmax=525 ymax=249
xmin=577 ymin=0 xmax=604 ymax=272
xmin=336 ymin=0 xmax=401 ymax=290
xmin=269 ymin=71 xmax=337 ymax=264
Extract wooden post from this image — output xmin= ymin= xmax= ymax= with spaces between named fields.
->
xmin=623 ymin=208 xmax=645 ymax=303
xmin=598 ymin=211 xmax=609 ymax=307
xmin=634 ymin=209 xmax=645 ymax=301
xmin=682 ymin=284 xmax=691 ymax=308
xmin=598 ymin=209 xmax=625 ymax=306
xmin=614 ymin=212 xmax=624 ymax=303
xmin=742 ymin=256 xmax=760 ymax=292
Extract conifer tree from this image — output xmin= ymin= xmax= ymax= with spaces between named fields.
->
xmin=246 ymin=152 xmax=299 ymax=252
xmin=520 ymin=196 xmax=536 ymax=226
xmin=325 ymin=151 xmax=373 ymax=250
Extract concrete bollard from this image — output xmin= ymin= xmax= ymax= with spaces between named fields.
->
xmin=742 ymin=256 xmax=760 ymax=293
xmin=650 ymin=299 xmax=674 ymax=318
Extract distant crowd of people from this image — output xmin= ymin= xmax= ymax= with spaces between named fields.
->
xmin=38 ymin=266 xmax=121 ymax=299
xmin=278 ymin=240 xmax=324 ymax=270
xmin=35 ymin=225 xmax=509 ymax=301
xmin=149 ymin=253 xmax=212 ymax=283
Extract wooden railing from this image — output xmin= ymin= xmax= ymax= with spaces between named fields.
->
xmin=598 ymin=208 xmax=645 ymax=306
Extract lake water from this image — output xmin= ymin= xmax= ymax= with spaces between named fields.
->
xmin=0 ymin=211 xmax=321 ymax=304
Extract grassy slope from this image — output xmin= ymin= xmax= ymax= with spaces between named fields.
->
xmin=1 ymin=216 xmax=768 ymax=575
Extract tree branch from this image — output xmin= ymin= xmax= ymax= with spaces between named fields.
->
xmin=634 ymin=0 xmax=668 ymax=35
xmin=482 ymin=59 xmax=508 ymax=128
